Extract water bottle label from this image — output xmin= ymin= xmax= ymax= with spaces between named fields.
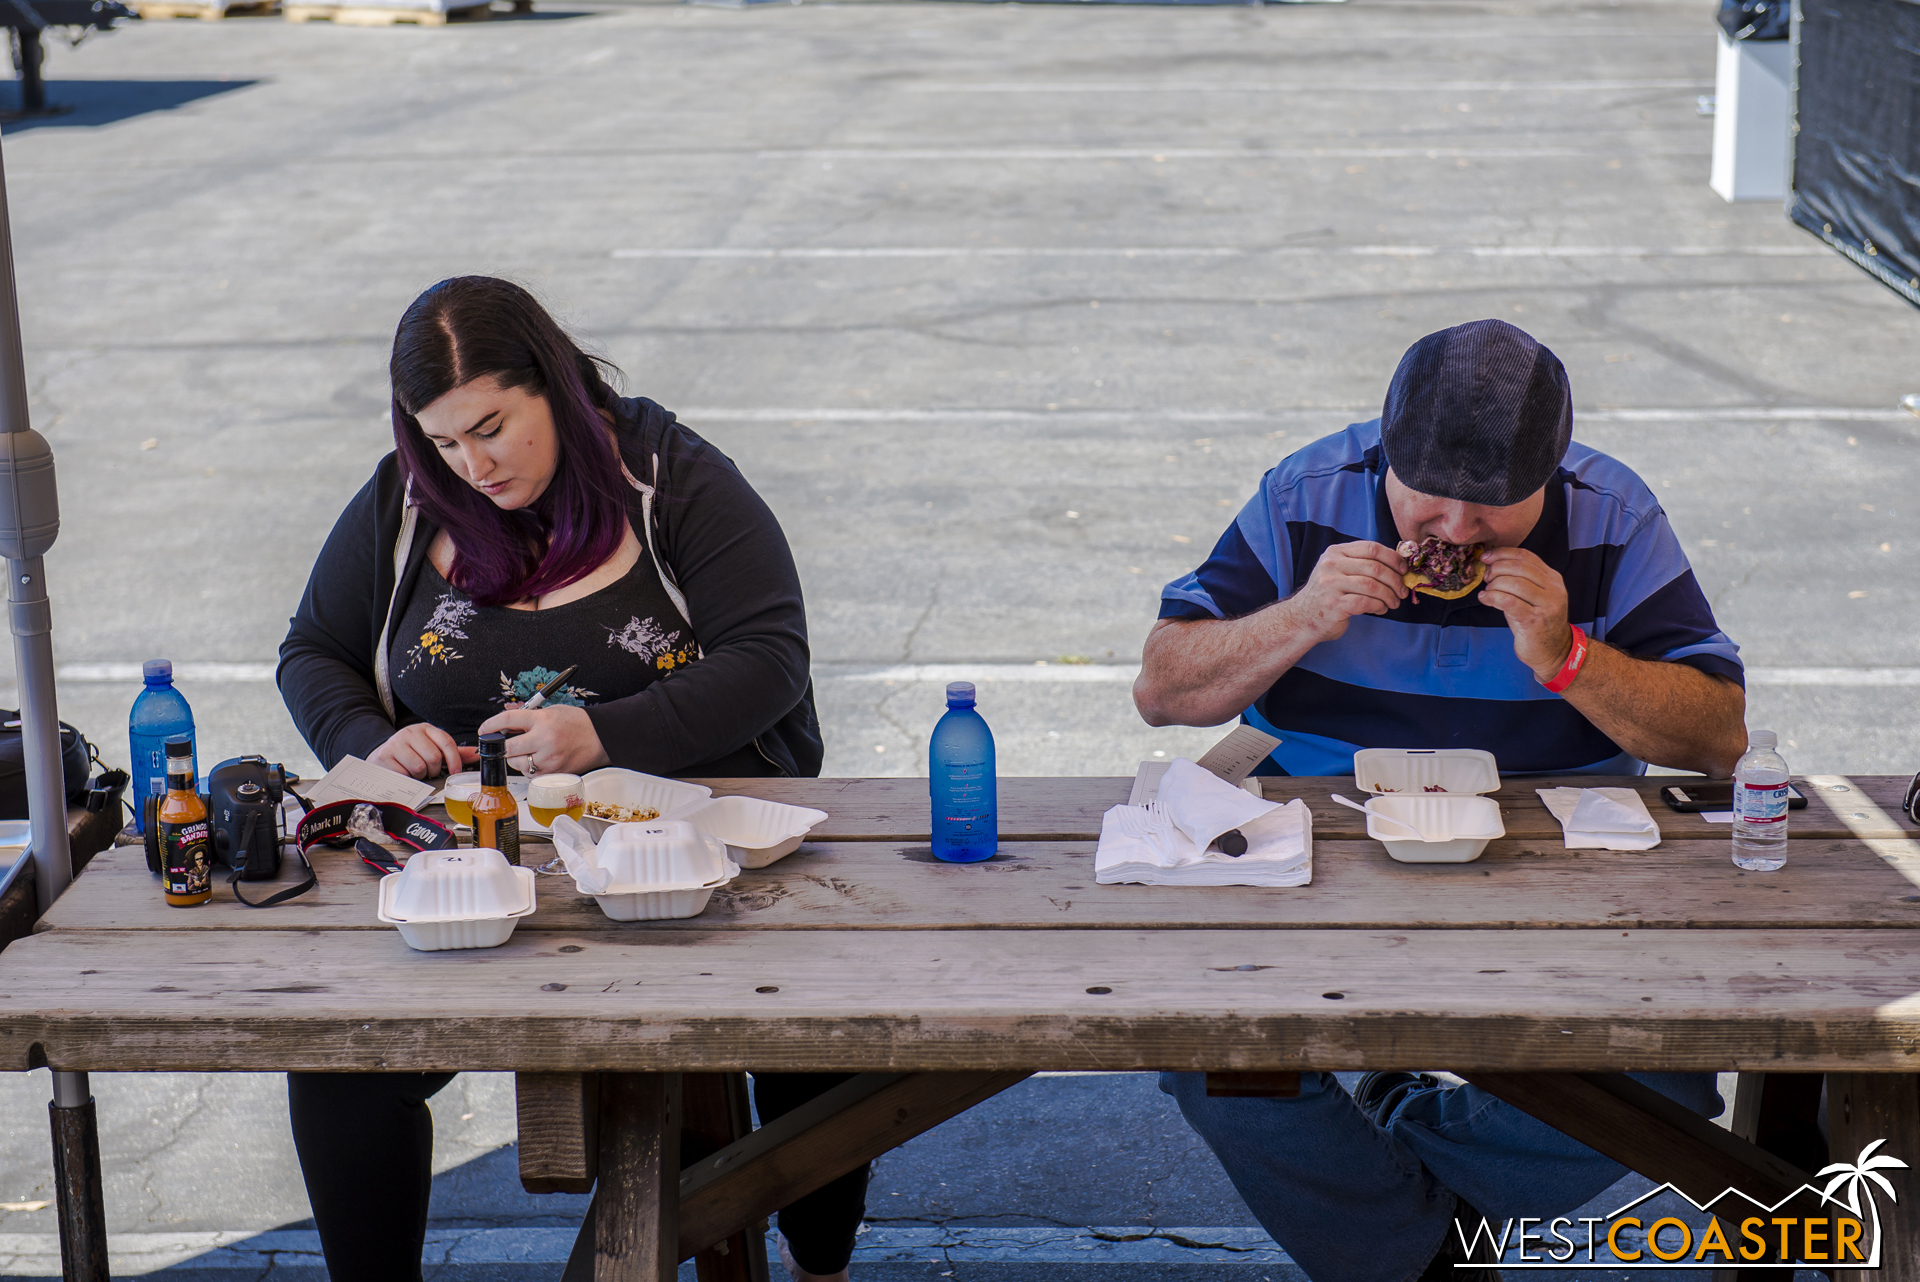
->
xmin=1735 ymin=781 xmax=1789 ymax=824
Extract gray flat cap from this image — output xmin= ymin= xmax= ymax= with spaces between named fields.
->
xmin=1379 ymin=319 xmax=1573 ymax=507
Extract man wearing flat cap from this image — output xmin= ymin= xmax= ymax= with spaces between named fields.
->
xmin=1134 ymin=319 xmax=1742 ymax=1280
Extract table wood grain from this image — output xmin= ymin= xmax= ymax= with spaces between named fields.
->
xmin=42 ymin=836 xmax=1920 ymax=934
xmin=2 ymin=926 xmax=1916 ymax=1074
xmin=687 ymin=775 xmax=1920 ymax=843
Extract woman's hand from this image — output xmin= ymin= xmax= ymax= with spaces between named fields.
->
xmin=369 ymin=723 xmax=474 ymax=780
xmin=477 ymin=705 xmax=611 ymax=777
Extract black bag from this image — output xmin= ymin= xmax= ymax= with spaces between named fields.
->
xmin=0 ymin=711 xmax=96 ymax=820
xmin=1717 ymin=0 xmax=1789 ymax=41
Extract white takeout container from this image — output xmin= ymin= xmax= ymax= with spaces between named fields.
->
xmin=377 ymin=848 xmax=536 ymax=951
xmin=578 ymin=768 xmax=713 ymax=840
xmin=1365 ymin=794 xmax=1506 ymax=864
xmin=1353 ymin=748 xmax=1500 ymax=797
xmin=578 ymin=819 xmax=739 ymax=921
xmin=682 ymin=795 xmax=828 ymax=869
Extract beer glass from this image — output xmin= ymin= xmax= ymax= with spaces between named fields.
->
xmin=528 ymin=773 xmax=585 ymax=827
xmin=442 ymin=772 xmax=480 ymax=828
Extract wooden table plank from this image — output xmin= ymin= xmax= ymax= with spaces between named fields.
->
xmin=3 ymin=926 xmax=1917 ymax=1074
xmin=684 ymin=776 xmax=1920 ymax=843
xmin=44 ymin=836 xmax=1920 ymax=934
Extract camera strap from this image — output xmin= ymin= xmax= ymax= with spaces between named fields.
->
xmin=294 ymin=799 xmax=458 ymax=877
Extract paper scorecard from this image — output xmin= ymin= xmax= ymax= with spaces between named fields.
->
xmin=302 ymin=755 xmax=437 ymax=811
xmin=1129 ymin=725 xmax=1282 ymax=807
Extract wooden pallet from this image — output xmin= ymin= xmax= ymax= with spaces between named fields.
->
xmin=283 ymin=0 xmax=489 ymax=22
xmin=133 ymin=0 xmax=277 ymax=18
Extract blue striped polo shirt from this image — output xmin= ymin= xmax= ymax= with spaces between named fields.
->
xmin=1158 ymin=420 xmax=1744 ymax=776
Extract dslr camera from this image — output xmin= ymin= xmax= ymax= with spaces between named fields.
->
xmin=207 ymin=756 xmax=296 ymax=880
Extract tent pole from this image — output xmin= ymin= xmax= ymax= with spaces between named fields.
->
xmin=0 ymin=125 xmax=109 ymax=1282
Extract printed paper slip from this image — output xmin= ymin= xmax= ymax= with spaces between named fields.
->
xmin=302 ymin=755 xmax=436 ymax=811
xmin=1129 ymin=726 xmax=1282 ymax=806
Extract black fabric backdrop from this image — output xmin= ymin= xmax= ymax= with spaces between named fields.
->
xmin=1790 ymin=0 xmax=1920 ymax=308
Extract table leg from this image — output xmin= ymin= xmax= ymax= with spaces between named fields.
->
xmin=48 ymin=1071 xmax=109 ymax=1282
xmin=682 ymin=1073 xmax=768 ymax=1282
xmin=593 ymin=1073 xmax=682 ymax=1282
xmin=1714 ymin=1071 xmax=1828 ymax=1282
xmin=1826 ymin=1072 xmax=1919 ymax=1282
xmin=678 ymin=1070 xmax=1029 ymax=1261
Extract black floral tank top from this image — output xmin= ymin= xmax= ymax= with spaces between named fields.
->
xmin=389 ymin=554 xmax=699 ymax=741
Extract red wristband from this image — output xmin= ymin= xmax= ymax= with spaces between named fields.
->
xmin=1541 ymin=625 xmax=1589 ymax=694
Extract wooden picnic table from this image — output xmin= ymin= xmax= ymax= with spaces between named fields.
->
xmin=2 ymin=774 xmax=1916 ymax=1281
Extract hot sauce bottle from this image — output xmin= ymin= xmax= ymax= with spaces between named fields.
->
xmin=471 ymin=731 xmax=520 ymax=866
xmin=157 ymin=737 xmax=213 ymax=907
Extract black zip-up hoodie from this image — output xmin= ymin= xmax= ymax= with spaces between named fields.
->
xmin=277 ymin=396 xmax=822 ymax=780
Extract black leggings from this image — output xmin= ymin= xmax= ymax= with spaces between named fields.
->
xmin=286 ymin=1070 xmax=870 ymax=1281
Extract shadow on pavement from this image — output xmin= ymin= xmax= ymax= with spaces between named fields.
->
xmin=0 ymin=79 xmax=258 ymax=132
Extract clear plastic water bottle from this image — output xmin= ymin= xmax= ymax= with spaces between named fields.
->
xmin=130 ymin=660 xmax=196 ymax=834
xmin=929 ymin=681 xmax=997 ymax=863
xmin=1731 ymin=728 xmax=1790 ymax=872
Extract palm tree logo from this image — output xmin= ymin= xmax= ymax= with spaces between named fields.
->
xmin=1817 ymin=1139 xmax=1910 ymax=1265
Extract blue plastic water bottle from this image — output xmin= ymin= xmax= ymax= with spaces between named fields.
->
xmin=129 ymin=660 xmax=196 ymax=834
xmin=929 ymin=681 xmax=997 ymax=863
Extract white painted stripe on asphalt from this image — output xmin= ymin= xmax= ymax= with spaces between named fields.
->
xmin=680 ymin=406 xmax=1909 ymax=424
xmin=834 ymin=664 xmax=1142 ymax=684
xmin=55 ymin=662 xmax=276 ymax=683
xmin=614 ymin=246 xmax=1245 ymax=259
xmin=1746 ymin=668 xmax=1920 ymax=686
xmin=612 ymin=244 xmax=1824 ymax=260
xmin=752 ymin=146 xmax=1707 ymax=161
xmin=0 ymin=1226 xmax=1294 ymax=1273
xmin=907 ymin=79 xmax=1711 ymax=93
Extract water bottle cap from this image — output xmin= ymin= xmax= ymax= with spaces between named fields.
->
xmin=143 ymin=659 xmax=173 ymax=683
xmin=945 ymin=681 xmax=976 ymax=706
xmin=1748 ymin=729 xmax=1777 ymax=748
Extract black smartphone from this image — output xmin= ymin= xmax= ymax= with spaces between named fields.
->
xmin=1661 ymin=781 xmax=1807 ymax=812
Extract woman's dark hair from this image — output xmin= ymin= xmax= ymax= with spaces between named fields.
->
xmin=390 ymin=277 xmax=629 ymax=608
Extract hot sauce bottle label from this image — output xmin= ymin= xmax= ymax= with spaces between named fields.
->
xmin=492 ymin=814 xmax=520 ymax=866
xmin=161 ymin=819 xmax=213 ymax=898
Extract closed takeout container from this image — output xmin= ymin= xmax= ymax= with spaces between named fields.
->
xmin=1366 ymin=794 xmax=1506 ymax=864
xmin=377 ymin=848 xmax=536 ymax=951
xmin=578 ymin=768 xmax=713 ymax=840
xmin=682 ymin=795 xmax=828 ymax=869
xmin=578 ymin=819 xmax=739 ymax=922
xmin=1353 ymin=748 xmax=1499 ymax=797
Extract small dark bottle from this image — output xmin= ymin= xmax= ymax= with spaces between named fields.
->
xmin=471 ymin=731 xmax=520 ymax=866
xmin=157 ymin=737 xmax=213 ymax=906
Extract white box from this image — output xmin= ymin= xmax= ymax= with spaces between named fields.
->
xmin=1710 ymin=31 xmax=1793 ymax=202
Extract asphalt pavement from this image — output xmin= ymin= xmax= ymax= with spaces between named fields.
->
xmin=0 ymin=0 xmax=1911 ymax=1275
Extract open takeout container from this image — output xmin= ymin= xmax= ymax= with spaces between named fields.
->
xmin=575 ymin=819 xmax=739 ymax=921
xmin=1353 ymin=748 xmax=1499 ymax=797
xmin=577 ymin=768 xmax=713 ymax=840
xmin=377 ymin=848 xmax=537 ymax=951
xmin=1365 ymin=794 xmax=1506 ymax=863
xmin=680 ymin=795 xmax=828 ymax=869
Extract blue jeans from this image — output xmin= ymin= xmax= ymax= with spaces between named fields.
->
xmin=1160 ymin=1070 xmax=1722 ymax=1282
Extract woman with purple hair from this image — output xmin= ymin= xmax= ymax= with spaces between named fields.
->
xmin=277 ymin=276 xmax=862 ymax=1282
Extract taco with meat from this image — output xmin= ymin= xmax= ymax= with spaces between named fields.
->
xmin=1397 ymin=536 xmax=1486 ymax=600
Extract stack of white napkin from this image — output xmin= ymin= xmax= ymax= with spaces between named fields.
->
xmin=1096 ymin=758 xmax=1312 ymax=887
xmin=1535 ymin=787 xmax=1661 ymax=851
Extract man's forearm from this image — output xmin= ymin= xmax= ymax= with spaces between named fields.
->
xmin=1558 ymin=642 xmax=1747 ymax=776
xmin=1134 ymin=603 xmax=1323 ymax=727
